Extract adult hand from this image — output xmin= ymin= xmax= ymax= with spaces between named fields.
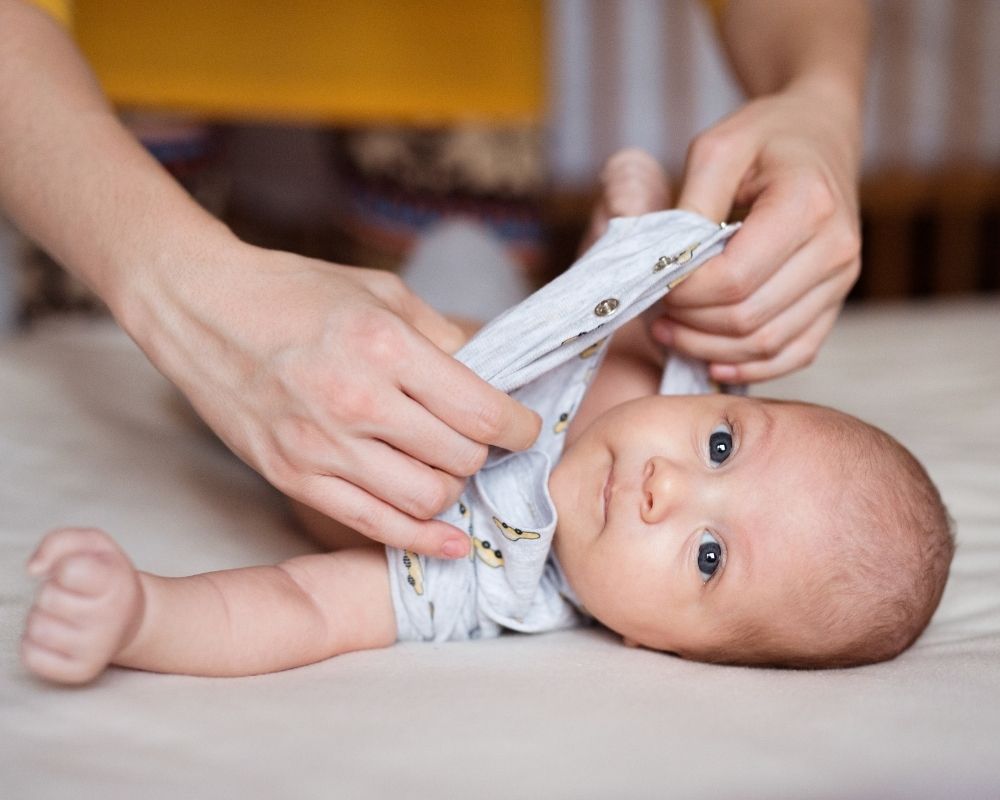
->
xmin=0 ymin=2 xmax=543 ymax=558
xmin=651 ymin=79 xmax=863 ymax=383
xmin=134 ymin=244 xmax=540 ymax=559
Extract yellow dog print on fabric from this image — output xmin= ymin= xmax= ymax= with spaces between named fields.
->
xmin=402 ymin=550 xmax=424 ymax=595
xmin=472 ymin=537 xmax=504 ymax=568
xmin=492 ymin=516 xmax=541 ymax=542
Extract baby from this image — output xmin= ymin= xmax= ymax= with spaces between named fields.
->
xmin=20 ymin=155 xmax=954 ymax=684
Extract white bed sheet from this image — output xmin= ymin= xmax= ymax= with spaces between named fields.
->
xmin=2 ymin=299 xmax=999 ymax=799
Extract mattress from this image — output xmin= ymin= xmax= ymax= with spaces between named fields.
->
xmin=1 ymin=298 xmax=998 ymax=799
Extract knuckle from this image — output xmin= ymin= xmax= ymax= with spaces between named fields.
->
xmin=846 ymin=254 xmax=862 ymax=285
xmin=803 ymin=176 xmax=837 ymax=227
xmin=399 ymin=526 xmax=424 ymax=555
xmin=715 ymin=269 xmax=754 ymax=306
xmin=749 ymin=326 xmax=784 ymax=360
xmin=456 ymin=443 xmax=488 ymax=477
xmin=257 ymin=444 xmax=303 ymax=492
xmin=727 ymin=300 xmax=767 ymax=337
xmin=472 ymin=400 xmax=507 ymax=443
xmin=799 ymin=348 xmax=817 ymax=369
xmin=687 ymin=131 xmax=731 ymax=167
xmin=357 ymin=315 xmax=405 ymax=368
xmin=832 ymin=226 xmax=862 ymax=269
xmin=339 ymin=502 xmax=383 ymax=538
xmin=272 ymin=416 xmax=312 ymax=457
xmin=410 ymin=480 xmax=450 ymax=520
xmin=784 ymin=345 xmax=816 ymax=375
xmin=441 ymin=475 xmax=466 ymax=506
xmin=338 ymin=302 xmax=398 ymax=351
xmin=372 ymin=271 xmax=408 ymax=303
xmin=329 ymin=381 xmax=378 ymax=427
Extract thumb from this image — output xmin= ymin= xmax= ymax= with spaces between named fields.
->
xmin=392 ymin=290 xmax=468 ymax=355
xmin=676 ymin=134 xmax=758 ymax=222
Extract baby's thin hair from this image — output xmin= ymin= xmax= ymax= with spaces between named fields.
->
xmin=697 ymin=402 xmax=955 ymax=669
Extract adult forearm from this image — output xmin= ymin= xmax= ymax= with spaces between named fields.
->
xmin=660 ymin=2 xmax=870 ymax=382
xmin=0 ymin=2 xmax=540 ymax=561
xmin=718 ymin=0 xmax=869 ymax=112
xmin=0 ymin=0 xmax=234 ymax=320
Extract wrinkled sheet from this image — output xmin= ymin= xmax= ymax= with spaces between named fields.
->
xmin=1 ymin=299 xmax=999 ymax=799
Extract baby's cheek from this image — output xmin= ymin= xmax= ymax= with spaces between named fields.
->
xmin=589 ymin=539 xmax=652 ymax=604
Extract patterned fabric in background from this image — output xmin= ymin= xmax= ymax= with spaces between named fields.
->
xmin=329 ymin=125 xmax=545 ymax=272
xmin=17 ymin=118 xmax=546 ymax=324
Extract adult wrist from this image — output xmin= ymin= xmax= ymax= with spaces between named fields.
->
xmin=784 ymin=70 xmax=865 ymax=171
xmin=786 ymin=68 xmax=864 ymax=127
xmin=110 ymin=211 xmax=244 ymax=357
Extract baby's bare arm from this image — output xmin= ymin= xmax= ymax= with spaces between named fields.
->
xmin=117 ymin=547 xmax=396 ymax=676
xmin=563 ymin=321 xmax=664 ymax=444
xmin=565 ymin=150 xmax=675 ymax=441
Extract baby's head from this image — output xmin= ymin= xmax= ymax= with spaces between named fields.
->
xmin=549 ymin=394 xmax=954 ymax=669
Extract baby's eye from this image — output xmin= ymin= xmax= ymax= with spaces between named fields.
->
xmin=697 ymin=531 xmax=723 ymax=582
xmin=708 ymin=423 xmax=734 ymax=466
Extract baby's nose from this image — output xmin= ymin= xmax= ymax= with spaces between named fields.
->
xmin=640 ymin=456 xmax=688 ymax=524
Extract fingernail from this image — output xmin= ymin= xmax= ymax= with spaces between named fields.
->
xmin=26 ymin=559 xmax=44 ymax=578
xmin=441 ymin=539 xmax=468 ymax=559
xmin=711 ymin=364 xmax=738 ymax=383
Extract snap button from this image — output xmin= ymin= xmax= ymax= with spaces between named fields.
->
xmin=675 ymin=244 xmax=697 ymax=265
xmin=653 ymin=255 xmax=673 ymax=272
xmin=594 ymin=298 xmax=619 ymax=317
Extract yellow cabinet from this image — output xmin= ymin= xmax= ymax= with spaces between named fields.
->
xmin=60 ymin=1 xmax=544 ymax=124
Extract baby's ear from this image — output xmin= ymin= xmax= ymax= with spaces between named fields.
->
xmin=622 ymin=637 xmax=641 ymax=648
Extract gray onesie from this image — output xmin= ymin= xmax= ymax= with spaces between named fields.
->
xmin=387 ymin=209 xmax=739 ymax=642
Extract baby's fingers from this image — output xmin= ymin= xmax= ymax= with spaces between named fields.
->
xmin=23 ymin=608 xmax=79 ymax=657
xmin=26 ymin=528 xmax=115 ymax=578
xmin=581 ymin=149 xmax=671 ymax=253
xmin=601 ymin=148 xmax=671 ymax=217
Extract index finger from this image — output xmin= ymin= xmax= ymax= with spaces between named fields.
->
xmin=300 ymin=474 xmax=471 ymax=559
xmin=400 ymin=340 xmax=541 ymax=453
xmin=667 ymin=176 xmax=817 ymax=310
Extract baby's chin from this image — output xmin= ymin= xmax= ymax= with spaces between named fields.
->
xmin=549 ymin=520 xmax=576 ymax=584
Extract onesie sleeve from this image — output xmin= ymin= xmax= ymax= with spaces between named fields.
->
xmin=387 ymin=210 xmax=740 ymax=644
xmin=456 ymin=211 xmax=739 ymax=394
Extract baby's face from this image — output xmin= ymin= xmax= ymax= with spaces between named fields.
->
xmin=549 ymin=394 xmax=841 ymax=657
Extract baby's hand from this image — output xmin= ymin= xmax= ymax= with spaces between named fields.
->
xmin=580 ymin=148 xmax=671 ymax=253
xmin=21 ymin=528 xmax=144 ymax=685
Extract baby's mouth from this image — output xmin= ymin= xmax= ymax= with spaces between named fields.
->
xmin=602 ymin=467 xmax=613 ymax=525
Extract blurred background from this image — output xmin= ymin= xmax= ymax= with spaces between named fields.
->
xmin=1 ymin=0 xmax=997 ymax=332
